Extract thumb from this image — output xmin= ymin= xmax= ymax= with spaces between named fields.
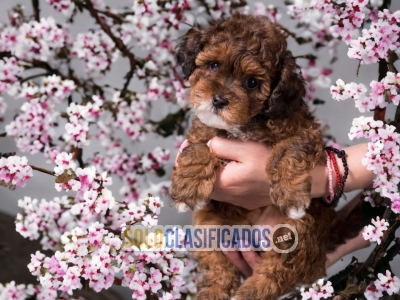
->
xmin=207 ymin=137 xmax=247 ymax=162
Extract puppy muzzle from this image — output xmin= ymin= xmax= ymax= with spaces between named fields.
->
xmin=212 ymin=94 xmax=229 ymax=109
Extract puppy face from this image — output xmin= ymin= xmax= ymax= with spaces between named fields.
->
xmin=176 ymin=14 xmax=306 ymax=130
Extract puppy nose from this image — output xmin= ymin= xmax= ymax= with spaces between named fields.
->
xmin=212 ymin=95 xmax=229 ymax=109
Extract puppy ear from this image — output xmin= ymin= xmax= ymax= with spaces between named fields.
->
xmin=175 ymin=28 xmax=204 ymax=80
xmin=265 ymin=51 xmax=306 ymax=119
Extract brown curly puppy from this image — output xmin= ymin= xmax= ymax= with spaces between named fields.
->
xmin=171 ymin=13 xmax=361 ymax=300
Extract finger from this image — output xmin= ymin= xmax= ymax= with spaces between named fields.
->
xmin=174 ymin=140 xmax=190 ymax=166
xmin=241 ymin=250 xmax=262 ymax=270
xmin=221 ymin=249 xmax=253 ymax=278
xmin=207 ymin=137 xmax=248 ymax=161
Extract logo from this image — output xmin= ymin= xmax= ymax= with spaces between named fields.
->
xmin=122 ymin=224 xmax=298 ymax=253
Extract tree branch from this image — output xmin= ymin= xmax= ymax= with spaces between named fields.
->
xmin=30 ymin=165 xmax=55 ymax=176
xmin=32 ymin=0 xmax=40 ymax=22
xmin=84 ymin=0 xmax=137 ymax=98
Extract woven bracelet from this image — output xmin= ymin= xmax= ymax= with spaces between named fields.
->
xmin=324 ymin=147 xmax=349 ymax=207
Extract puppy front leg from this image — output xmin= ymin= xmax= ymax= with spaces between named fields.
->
xmin=171 ymin=143 xmax=220 ymax=211
xmin=266 ymin=137 xmax=324 ymax=219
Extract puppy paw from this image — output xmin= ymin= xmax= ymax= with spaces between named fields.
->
xmin=270 ymin=187 xmax=310 ymax=220
xmin=171 ymin=143 xmax=219 ymax=208
xmin=176 ymin=202 xmax=189 ymax=212
xmin=287 ymin=207 xmax=305 ymax=219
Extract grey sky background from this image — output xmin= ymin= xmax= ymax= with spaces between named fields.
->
xmin=0 ymin=0 xmax=399 ymax=291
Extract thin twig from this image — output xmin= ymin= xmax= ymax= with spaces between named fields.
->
xmin=121 ymin=69 xmax=135 ymax=98
xmin=0 ymin=133 xmax=6 ymax=137
xmin=275 ymin=23 xmax=297 ymax=39
xmin=95 ymin=9 xmax=124 ymax=24
xmin=30 ymin=165 xmax=55 ymax=176
xmin=21 ymin=72 xmax=50 ymax=83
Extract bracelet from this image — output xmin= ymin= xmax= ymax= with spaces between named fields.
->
xmin=324 ymin=147 xmax=349 ymax=207
xmin=327 ymin=149 xmax=342 ymax=189
xmin=325 ymin=150 xmax=334 ymax=202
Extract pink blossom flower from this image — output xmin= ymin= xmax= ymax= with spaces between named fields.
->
xmin=362 ymin=217 xmax=389 ymax=244
xmin=0 ymin=155 xmax=33 ymax=188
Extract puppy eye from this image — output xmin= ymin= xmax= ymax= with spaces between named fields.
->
xmin=245 ymin=77 xmax=259 ymax=89
xmin=209 ymin=62 xmax=220 ymax=71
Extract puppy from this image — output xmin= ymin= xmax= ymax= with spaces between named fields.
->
xmin=171 ymin=13 xmax=354 ymax=300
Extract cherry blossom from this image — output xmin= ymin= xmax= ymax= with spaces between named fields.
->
xmin=0 ymin=155 xmax=33 ymax=188
xmin=71 ymin=30 xmax=118 ymax=73
xmin=348 ymin=9 xmax=400 ymax=64
xmin=11 ymin=17 xmax=69 ymax=62
xmin=362 ymin=217 xmax=389 ymax=244
xmin=0 ymin=57 xmax=24 ymax=94
xmin=332 ymin=73 xmax=400 ymax=112
xmin=365 ymin=271 xmax=400 ymax=300
xmin=300 ymin=279 xmax=334 ymax=300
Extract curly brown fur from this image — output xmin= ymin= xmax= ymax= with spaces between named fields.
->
xmin=171 ymin=13 xmax=357 ymax=300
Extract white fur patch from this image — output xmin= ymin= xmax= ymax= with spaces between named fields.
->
xmin=194 ymin=201 xmax=207 ymax=212
xmin=176 ymin=202 xmax=189 ymax=213
xmin=196 ymin=102 xmax=231 ymax=130
xmin=287 ymin=207 xmax=305 ymax=219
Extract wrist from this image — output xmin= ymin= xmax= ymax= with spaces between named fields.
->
xmin=310 ymin=164 xmax=330 ymax=198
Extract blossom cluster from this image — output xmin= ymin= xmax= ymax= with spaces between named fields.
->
xmin=300 ymin=279 xmax=334 ymax=300
xmin=331 ymin=72 xmax=400 ymax=112
xmin=348 ymin=9 xmax=400 ymax=64
xmin=0 ymin=57 xmax=24 ymax=95
xmin=0 ymin=16 xmax=69 ymax=61
xmin=365 ymin=271 xmax=400 ymax=300
xmin=0 ymin=281 xmax=84 ymax=300
xmin=116 ymin=99 xmax=147 ymax=142
xmin=287 ymin=0 xmax=400 ymax=64
xmin=93 ymin=120 xmax=171 ymax=203
xmin=53 ymin=152 xmax=118 ymax=217
xmin=348 ymin=117 xmax=400 ymax=209
xmin=64 ymin=96 xmax=104 ymax=147
xmin=286 ymin=0 xmax=339 ymax=51
xmin=15 ymin=196 xmax=79 ymax=250
xmin=362 ymin=217 xmax=389 ymax=244
xmin=26 ymin=194 xmax=197 ymax=299
xmin=5 ymin=75 xmax=75 ymax=153
xmin=0 ymin=155 xmax=32 ymax=189
xmin=71 ymin=30 xmax=119 ymax=73
xmin=29 ymin=222 xmax=121 ymax=295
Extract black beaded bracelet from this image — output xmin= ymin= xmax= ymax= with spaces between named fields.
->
xmin=325 ymin=147 xmax=349 ymax=207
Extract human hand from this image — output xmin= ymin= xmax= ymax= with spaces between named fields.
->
xmin=207 ymin=137 xmax=272 ymax=210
